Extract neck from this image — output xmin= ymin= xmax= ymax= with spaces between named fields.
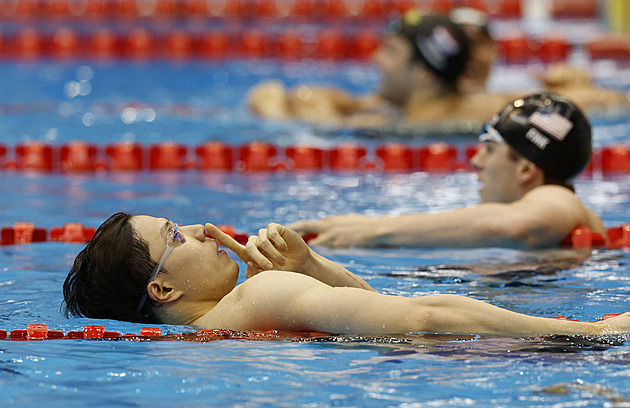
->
xmin=160 ymin=299 xmax=218 ymax=325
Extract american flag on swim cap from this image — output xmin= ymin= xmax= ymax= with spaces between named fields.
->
xmin=528 ymin=109 xmax=574 ymax=141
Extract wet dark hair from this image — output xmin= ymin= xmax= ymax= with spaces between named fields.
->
xmin=62 ymin=212 xmax=162 ymax=323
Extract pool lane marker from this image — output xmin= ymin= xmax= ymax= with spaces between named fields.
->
xmin=2 ymin=141 xmax=629 ymax=174
xmin=1 ymin=223 xmax=630 ymax=249
xmin=0 ymin=324 xmax=330 ymax=342
xmin=0 ymin=222 xmax=248 ymax=246
xmin=1 ymin=316 xmax=624 ymax=341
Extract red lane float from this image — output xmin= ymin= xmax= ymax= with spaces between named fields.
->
xmin=240 ymin=29 xmax=267 ymax=57
xmin=238 ymin=141 xmax=279 ymax=171
xmin=316 ymin=29 xmax=346 ymax=59
xmin=1 ymin=222 xmax=47 ymax=245
xmin=89 ymin=28 xmax=119 ymax=59
xmin=199 ymin=31 xmax=230 ymax=58
xmin=104 ymin=142 xmax=144 ymax=171
xmin=277 ymin=30 xmax=304 ymax=59
xmin=330 ymin=144 xmax=368 ymax=170
xmin=376 ymin=143 xmax=413 ymax=171
xmin=534 ymin=37 xmax=571 ymax=63
xmin=286 ymin=145 xmax=326 ymax=170
xmin=51 ymin=27 xmax=80 ymax=59
xmin=0 ymin=144 xmax=6 ymax=165
xmin=551 ymin=0 xmax=598 ymax=18
xmin=563 ymin=226 xmax=606 ymax=249
xmin=351 ymin=29 xmax=381 ymax=60
xmin=418 ymin=142 xmax=458 ymax=172
xmin=586 ymin=34 xmax=630 ymax=61
xmin=15 ymin=142 xmax=53 ymax=172
xmin=195 ymin=141 xmax=233 ymax=170
xmin=150 ymin=142 xmax=189 ymax=170
xmin=607 ymin=224 xmax=630 ymax=249
xmin=50 ymin=223 xmax=96 ymax=243
xmin=124 ymin=27 xmax=154 ymax=59
xmin=601 ymin=145 xmax=630 ymax=173
xmin=165 ymin=29 xmax=193 ymax=60
xmin=60 ymin=142 xmax=98 ymax=172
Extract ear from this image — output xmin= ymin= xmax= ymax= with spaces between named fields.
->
xmin=147 ymin=280 xmax=183 ymax=304
xmin=517 ymin=159 xmax=542 ymax=184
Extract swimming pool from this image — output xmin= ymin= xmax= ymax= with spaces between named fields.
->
xmin=2 ymin=158 xmax=630 ymax=406
xmin=2 ymin=26 xmax=630 ymax=408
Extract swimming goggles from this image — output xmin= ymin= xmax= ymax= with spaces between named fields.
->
xmin=478 ymin=122 xmax=505 ymax=144
xmin=135 ymin=222 xmax=187 ymax=317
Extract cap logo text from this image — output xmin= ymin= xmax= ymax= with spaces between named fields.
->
xmin=525 ymin=127 xmax=551 ymax=150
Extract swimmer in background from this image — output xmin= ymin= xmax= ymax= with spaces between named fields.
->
xmin=62 ymin=213 xmax=630 ymax=336
xmin=248 ymin=9 xmax=480 ymax=127
xmin=290 ymin=92 xmax=605 ymax=249
xmin=248 ymin=9 xmax=628 ymax=128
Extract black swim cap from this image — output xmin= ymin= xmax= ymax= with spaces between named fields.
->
xmin=482 ymin=92 xmax=592 ymax=182
xmin=391 ymin=10 xmax=471 ymax=84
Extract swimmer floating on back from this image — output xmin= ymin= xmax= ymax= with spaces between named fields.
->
xmin=62 ymin=213 xmax=630 ymax=336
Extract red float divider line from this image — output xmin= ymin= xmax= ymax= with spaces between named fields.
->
xmin=1 ymin=222 xmax=247 ymax=246
xmin=498 ymin=35 xmax=572 ymax=64
xmin=2 ymin=142 xmax=630 ymax=174
xmin=3 ymin=221 xmax=629 ymax=249
xmin=5 ymin=313 xmax=627 ymax=341
xmin=10 ymin=21 xmax=630 ymax=63
xmin=0 ymin=26 xmax=388 ymax=61
xmin=0 ymin=0 xmax=528 ymax=23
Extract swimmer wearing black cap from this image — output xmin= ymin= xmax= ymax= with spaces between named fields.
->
xmin=248 ymin=8 xmax=627 ymax=128
xmin=291 ymin=92 xmax=606 ymax=249
xmin=247 ymin=9 xmax=494 ymax=127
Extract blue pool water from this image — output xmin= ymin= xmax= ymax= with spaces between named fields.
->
xmin=1 ymin=58 xmax=630 ymax=407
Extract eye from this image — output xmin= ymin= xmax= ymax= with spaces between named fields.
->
xmin=167 ymin=223 xmax=186 ymax=247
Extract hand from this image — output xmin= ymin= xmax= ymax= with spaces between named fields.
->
xmin=243 ymin=223 xmax=311 ymax=278
xmin=205 ymin=222 xmax=310 ymax=279
xmin=591 ymin=312 xmax=630 ymax=335
xmin=536 ymin=63 xmax=592 ymax=89
xmin=247 ymin=80 xmax=289 ymax=119
xmin=289 ymin=213 xmax=381 ymax=248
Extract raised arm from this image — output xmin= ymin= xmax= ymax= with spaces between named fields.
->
xmin=290 ymin=186 xmax=602 ymax=249
xmin=207 ymin=271 xmax=630 ymax=336
xmin=206 ymin=222 xmax=374 ymax=291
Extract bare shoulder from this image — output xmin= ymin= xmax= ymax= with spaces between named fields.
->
xmin=521 ymin=185 xmax=605 ymax=234
xmin=196 ymin=272 xmax=325 ymax=330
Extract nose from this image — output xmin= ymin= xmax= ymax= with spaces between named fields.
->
xmin=181 ymin=224 xmax=207 ymax=241
xmin=470 ymin=144 xmax=485 ymax=171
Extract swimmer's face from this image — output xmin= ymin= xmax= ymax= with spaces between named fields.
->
xmin=373 ymin=35 xmax=417 ymax=106
xmin=131 ymin=216 xmax=239 ymax=301
xmin=471 ymin=141 xmax=526 ymax=203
